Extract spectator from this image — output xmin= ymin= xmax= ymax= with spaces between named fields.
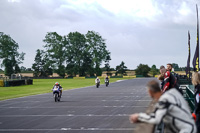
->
xmin=157 ymin=74 xmax=164 ymax=91
xmin=129 ymin=80 xmax=196 ymax=133
xmin=166 ymin=63 xmax=173 ymax=72
xmin=192 ymin=72 xmax=200 ymax=132
xmin=166 ymin=63 xmax=180 ymax=83
xmin=160 ymin=65 xmax=181 ymax=93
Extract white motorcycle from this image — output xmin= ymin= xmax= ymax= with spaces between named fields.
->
xmin=52 ymin=86 xmax=61 ymax=102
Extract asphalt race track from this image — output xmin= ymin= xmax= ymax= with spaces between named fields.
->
xmin=0 ymin=78 xmax=153 ymax=133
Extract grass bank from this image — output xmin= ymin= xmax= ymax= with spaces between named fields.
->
xmin=0 ymin=78 xmax=133 ymax=101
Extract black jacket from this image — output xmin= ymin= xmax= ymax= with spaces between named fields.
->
xmin=195 ymin=84 xmax=200 ymax=114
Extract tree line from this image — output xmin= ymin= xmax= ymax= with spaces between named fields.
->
xmin=0 ymin=31 xmax=111 ymax=77
xmin=0 ymin=31 xmax=170 ymax=78
xmin=33 ymin=31 xmax=111 ymax=77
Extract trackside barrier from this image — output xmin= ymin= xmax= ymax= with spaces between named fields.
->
xmin=123 ymin=76 xmax=136 ymax=78
xmin=110 ymin=76 xmax=123 ymax=78
xmin=154 ymin=75 xmax=159 ymax=78
xmin=136 ymin=75 xmax=144 ymax=78
xmin=179 ymin=79 xmax=191 ymax=85
xmin=4 ymin=81 xmax=9 ymax=87
xmin=25 ymin=79 xmax=33 ymax=85
xmin=85 ymin=76 xmax=97 ymax=79
xmin=0 ymin=80 xmax=4 ymax=87
xmin=4 ymin=80 xmax=25 ymax=87
xmin=180 ymin=85 xmax=195 ymax=111
xmin=66 ymin=76 xmax=73 ymax=79
xmin=73 ymin=77 xmax=86 ymax=79
xmin=2 ymin=79 xmax=33 ymax=87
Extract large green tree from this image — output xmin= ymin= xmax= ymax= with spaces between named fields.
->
xmin=80 ymin=50 xmax=94 ymax=76
xmin=66 ymin=32 xmax=89 ymax=76
xmin=20 ymin=66 xmax=27 ymax=72
xmin=104 ymin=55 xmax=111 ymax=71
xmin=135 ymin=64 xmax=150 ymax=77
xmin=42 ymin=31 xmax=111 ymax=77
xmin=149 ymin=64 xmax=159 ymax=77
xmin=32 ymin=49 xmax=53 ymax=77
xmin=115 ymin=61 xmax=127 ymax=76
xmin=43 ymin=32 xmax=67 ymax=77
xmin=172 ymin=63 xmax=179 ymax=71
xmin=86 ymin=31 xmax=110 ymax=76
xmin=0 ymin=32 xmax=25 ymax=76
xmin=102 ymin=55 xmax=112 ymax=76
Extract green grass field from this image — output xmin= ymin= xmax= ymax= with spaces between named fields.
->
xmin=0 ymin=78 xmax=133 ymax=101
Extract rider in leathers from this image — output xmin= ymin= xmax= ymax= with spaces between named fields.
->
xmin=52 ymin=82 xmax=63 ymax=97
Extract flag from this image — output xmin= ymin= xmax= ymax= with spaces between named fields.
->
xmin=186 ymin=31 xmax=190 ymax=79
xmin=193 ymin=4 xmax=199 ymax=72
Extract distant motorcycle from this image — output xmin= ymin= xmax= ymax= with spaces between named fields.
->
xmin=52 ymin=86 xmax=61 ymax=102
xmin=105 ymin=80 xmax=109 ymax=87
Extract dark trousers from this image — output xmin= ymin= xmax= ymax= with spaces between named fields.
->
xmin=196 ymin=114 xmax=200 ymax=133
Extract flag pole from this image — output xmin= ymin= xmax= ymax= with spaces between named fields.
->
xmin=186 ymin=31 xmax=191 ymax=80
xmin=192 ymin=4 xmax=199 ymax=72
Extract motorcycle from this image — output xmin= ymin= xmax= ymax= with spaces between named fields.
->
xmin=52 ymin=86 xmax=61 ymax=102
xmin=105 ymin=80 xmax=109 ymax=87
xmin=96 ymin=82 xmax=100 ymax=88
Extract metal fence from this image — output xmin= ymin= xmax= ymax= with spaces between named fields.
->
xmin=180 ymin=85 xmax=195 ymax=111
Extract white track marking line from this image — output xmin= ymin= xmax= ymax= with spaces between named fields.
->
xmin=0 ymin=99 xmax=150 ymax=107
xmin=0 ymin=128 xmax=135 ymax=131
xmin=0 ymin=129 xmax=60 ymax=131
xmin=0 ymin=98 xmax=150 ymax=107
xmin=0 ymin=114 xmax=132 ymax=117
xmin=100 ymin=100 xmax=151 ymax=102
xmin=0 ymin=95 xmax=150 ymax=100
xmin=116 ymin=80 xmax=125 ymax=82
xmin=0 ymin=106 xmax=148 ymax=109
xmin=61 ymin=128 xmax=135 ymax=131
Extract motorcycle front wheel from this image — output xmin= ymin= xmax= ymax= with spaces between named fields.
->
xmin=54 ymin=93 xmax=58 ymax=102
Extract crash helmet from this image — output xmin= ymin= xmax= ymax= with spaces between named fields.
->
xmin=55 ymin=82 xmax=59 ymax=85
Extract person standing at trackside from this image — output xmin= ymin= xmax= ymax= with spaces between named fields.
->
xmin=166 ymin=63 xmax=180 ymax=83
xmin=160 ymin=65 xmax=181 ymax=93
xmin=192 ymin=72 xmax=200 ymax=132
xmin=129 ymin=80 xmax=197 ymax=133
xmin=157 ymin=74 xmax=164 ymax=91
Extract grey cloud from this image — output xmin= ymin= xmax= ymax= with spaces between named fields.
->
xmin=0 ymin=0 xmax=199 ymax=69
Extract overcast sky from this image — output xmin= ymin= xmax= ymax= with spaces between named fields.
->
xmin=0 ymin=0 xmax=200 ymax=69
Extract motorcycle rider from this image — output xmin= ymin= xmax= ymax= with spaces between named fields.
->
xmin=105 ymin=76 xmax=109 ymax=85
xmin=52 ymin=82 xmax=63 ymax=97
xmin=95 ymin=77 xmax=100 ymax=86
